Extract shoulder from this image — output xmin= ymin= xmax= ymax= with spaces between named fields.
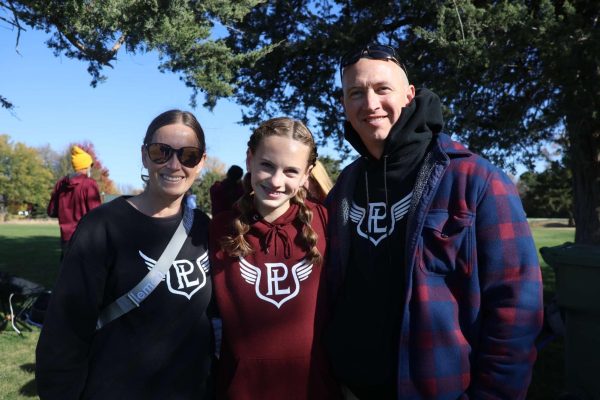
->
xmin=302 ymin=199 xmax=328 ymax=231
xmin=78 ymin=197 xmax=124 ymax=225
xmin=438 ymin=134 xmax=505 ymax=179
xmin=192 ymin=208 xmax=211 ymax=225
xmin=209 ymin=181 xmax=222 ymax=191
xmin=209 ymin=209 xmax=237 ymax=233
xmin=435 ymin=134 xmax=518 ymax=200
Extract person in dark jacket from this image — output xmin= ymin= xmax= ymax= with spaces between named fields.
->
xmin=47 ymin=145 xmax=101 ymax=257
xmin=325 ymin=42 xmax=543 ymax=400
xmin=209 ymin=164 xmax=244 ymax=216
xmin=36 ymin=110 xmax=215 ymax=400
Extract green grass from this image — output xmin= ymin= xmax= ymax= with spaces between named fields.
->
xmin=0 ymin=221 xmax=578 ymax=399
xmin=0 ymin=222 xmax=59 ymax=400
xmin=527 ymin=224 xmax=574 ymax=400
xmin=0 ymin=223 xmax=61 ymax=289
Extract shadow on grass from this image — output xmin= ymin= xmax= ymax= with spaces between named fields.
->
xmin=0 ymin=236 xmax=61 ymax=290
xmin=19 ymin=363 xmax=37 ymax=397
xmin=544 ymin=223 xmax=571 ymax=228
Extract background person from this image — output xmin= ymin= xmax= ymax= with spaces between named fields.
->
xmin=210 ymin=117 xmax=340 ymax=400
xmin=325 ymin=42 xmax=543 ymax=399
xmin=209 ymin=164 xmax=244 ymax=216
xmin=36 ymin=110 xmax=215 ymax=399
xmin=304 ymin=159 xmax=334 ymax=203
xmin=47 ymin=145 xmax=101 ymax=257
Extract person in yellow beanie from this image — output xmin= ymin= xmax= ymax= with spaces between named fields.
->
xmin=71 ymin=145 xmax=94 ymax=171
xmin=47 ymin=145 xmax=101 ymax=257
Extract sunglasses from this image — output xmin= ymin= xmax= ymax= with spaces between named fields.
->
xmin=339 ymin=44 xmax=407 ymax=76
xmin=145 ymin=143 xmax=203 ymax=168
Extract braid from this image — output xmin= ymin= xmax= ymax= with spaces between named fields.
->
xmin=220 ymin=173 xmax=254 ymax=257
xmin=291 ymin=189 xmax=322 ymax=265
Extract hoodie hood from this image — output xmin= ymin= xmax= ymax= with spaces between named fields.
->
xmin=344 ymin=87 xmax=444 ymax=162
xmin=63 ymin=172 xmax=89 ymax=189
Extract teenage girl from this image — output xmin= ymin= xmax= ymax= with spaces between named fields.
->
xmin=209 ymin=117 xmax=340 ymax=399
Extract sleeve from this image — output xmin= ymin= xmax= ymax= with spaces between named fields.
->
xmin=84 ymin=180 xmax=102 ymax=212
xmin=467 ymin=168 xmax=544 ymax=399
xmin=35 ymin=213 xmax=110 ymax=400
xmin=47 ymin=181 xmax=60 ymax=218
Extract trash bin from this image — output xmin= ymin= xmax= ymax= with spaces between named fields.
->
xmin=540 ymin=242 xmax=600 ymax=400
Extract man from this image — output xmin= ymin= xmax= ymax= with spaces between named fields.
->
xmin=47 ymin=145 xmax=101 ymax=256
xmin=209 ymin=164 xmax=244 ymax=215
xmin=325 ymin=43 xmax=543 ymax=400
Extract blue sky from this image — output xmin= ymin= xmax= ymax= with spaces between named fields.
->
xmin=1 ymin=27 xmax=345 ymax=192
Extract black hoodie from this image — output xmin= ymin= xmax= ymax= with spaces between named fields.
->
xmin=326 ymin=88 xmax=444 ymax=394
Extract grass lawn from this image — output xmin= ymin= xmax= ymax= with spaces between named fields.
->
xmin=0 ymin=220 xmax=576 ymax=399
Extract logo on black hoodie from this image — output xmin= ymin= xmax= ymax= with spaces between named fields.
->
xmin=350 ymin=191 xmax=412 ymax=246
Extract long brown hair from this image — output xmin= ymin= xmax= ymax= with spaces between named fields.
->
xmin=221 ymin=117 xmax=321 ymax=264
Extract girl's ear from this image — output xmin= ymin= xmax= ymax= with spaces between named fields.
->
xmin=299 ymin=164 xmax=313 ymax=188
xmin=245 ymin=149 xmax=253 ymax=172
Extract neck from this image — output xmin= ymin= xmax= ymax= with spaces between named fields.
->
xmin=128 ymin=190 xmax=183 ymax=218
xmin=256 ymin=201 xmax=290 ymax=223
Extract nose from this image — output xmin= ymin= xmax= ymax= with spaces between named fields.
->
xmin=268 ymin=169 xmax=285 ymax=188
xmin=165 ymin=151 xmax=182 ymax=169
xmin=364 ymin=89 xmax=380 ymax=111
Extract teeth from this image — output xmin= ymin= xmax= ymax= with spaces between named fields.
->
xmin=263 ymin=186 xmax=282 ymax=195
xmin=162 ymin=175 xmax=183 ymax=182
xmin=366 ymin=116 xmax=386 ymax=122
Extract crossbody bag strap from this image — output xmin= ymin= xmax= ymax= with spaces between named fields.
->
xmin=96 ymin=204 xmax=194 ymax=330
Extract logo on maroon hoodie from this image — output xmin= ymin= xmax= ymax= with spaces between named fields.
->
xmin=238 ymin=257 xmax=313 ymax=308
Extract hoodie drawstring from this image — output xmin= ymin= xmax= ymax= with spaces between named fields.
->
xmin=261 ymin=225 xmax=291 ymax=259
xmin=383 ymin=155 xmax=393 ymax=270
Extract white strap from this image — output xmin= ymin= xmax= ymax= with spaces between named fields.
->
xmin=96 ymin=204 xmax=193 ymax=330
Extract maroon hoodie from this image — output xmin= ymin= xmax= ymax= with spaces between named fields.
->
xmin=47 ymin=173 xmax=101 ymax=241
xmin=210 ymin=201 xmax=340 ymax=400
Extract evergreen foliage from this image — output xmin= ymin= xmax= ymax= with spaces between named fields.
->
xmin=1 ymin=0 xmax=271 ymax=109
xmin=225 ymin=0 xmax=599 ymax=243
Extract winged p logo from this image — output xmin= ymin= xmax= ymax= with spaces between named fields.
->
xmin=238 ymin=257 xmax=313 ymax=309
xmin=350 ymin=191 xmax=412 ymax=246
xmin=140 ymin=250 xmax=209 ymax=299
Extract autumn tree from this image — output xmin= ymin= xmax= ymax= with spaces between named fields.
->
xmin=55 ymin=142 xmax=119 ymax=196
xmin=225 ymin=0 xmax=599 ymax=244
xmin=0 ymin=134 xmax=55 ymax=214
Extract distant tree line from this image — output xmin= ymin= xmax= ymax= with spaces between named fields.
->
xmin=0 ymin=134 xmax=118 ymax=218
xmin=519 ymin=160 xmax=573 ymax=225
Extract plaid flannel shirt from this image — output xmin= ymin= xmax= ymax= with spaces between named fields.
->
xmin=327 ymin=133 xmax=543 ymax=399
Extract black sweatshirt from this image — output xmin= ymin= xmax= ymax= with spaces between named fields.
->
xmin=36 ymin=196 xmax=214 ymax=400
xmin=326 ymin=88 xmax=443 ymax=395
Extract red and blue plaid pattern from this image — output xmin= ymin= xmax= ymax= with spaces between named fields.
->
xmin=327 ymin=133 xmax=543 ymax=399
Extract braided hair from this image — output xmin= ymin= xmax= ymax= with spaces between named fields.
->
xmin=221 ymin=117 xmax=321 ymax=264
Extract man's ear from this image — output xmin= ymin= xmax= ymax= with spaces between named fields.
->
xmin=407 ymin=85 xmax=416 ymax=103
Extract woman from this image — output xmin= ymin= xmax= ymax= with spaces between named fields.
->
xmin=36 ymin=110 xmax=214 ymax=399
xmin=210 ymin=117 xmax=340 ymax=400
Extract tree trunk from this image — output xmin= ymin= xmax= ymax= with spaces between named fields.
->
xmin=568 ymin=122 xmax=600 ymax=245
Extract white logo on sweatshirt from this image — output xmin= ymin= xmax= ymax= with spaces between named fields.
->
xmin=140 ymin=250 xmax=209 ymax=299
xmin=350 ymin=192 xmax=412 ymax=246
xmin=238 ymin=257 xmax=313 ymax=309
